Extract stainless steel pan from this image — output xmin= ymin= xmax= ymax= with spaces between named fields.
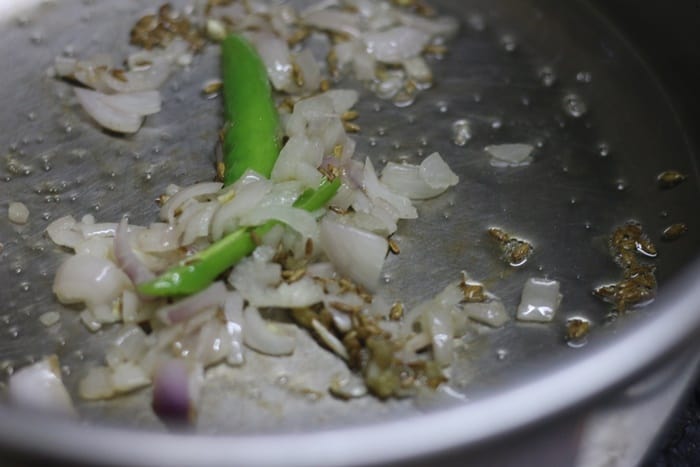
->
xmin=0 ymin=0 xmax=698 ymax=465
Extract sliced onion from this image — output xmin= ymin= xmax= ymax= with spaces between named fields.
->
xmin=74 ymin=87 xmax=144 ymax=134
xmin=422 ymin=305 xmax=454 ymax=367
xmin=322 ymin=89 xmax=359 ymax=114
xmin=211 ymin=179 xmax=271 ymax=240
xmin=319 ymin=217 xmax=388 ymax=291
xmin=160 ymin=182 xmax=223 ymax=224
xmin=485 ymin=143 xmax=535 ymax=167
xmin=420 ymin=152 xmax=459 ymax=189
xmin=364 ymin=26 xmax=430 ymax=64
xmin=53 ymin=254 xmax=130 ymax=310
xmin=8 ymin=355 xmax=75 ymax=416
xmin=79 ymin=366 xmax=115 ymax=400
xmin=363 ymin=158 xmax=417 ymax=219
xmin=245 ymin=277 xmax=325 ymax=308
xmin=157 ymin=281 xmax=229 ymax=325
xmin=464 ymin=301 xmax=509 ymax=328
xmin=249 ymin=32 xmax=293 ymax=91
xmin=243 ymin=307 xmax=295 ymax=356
xmin=152 ymin=360 xmax=202 ymax=424
xmin=111 ymin=362 xmax=150 ymax=393
xmin=239 ymin=205 xmax=318 ymax=240
xmin=311 ymin=319 xmax=349 ymax=360
xmin=303 ymin=10 xmax=361 ymax=38
xmin=46 ymin=215 xmax=83 ymax=249
xmin=516 ymin=277 xmax=562 ymax=323
xmin=114 ymin=217 xmax=155 ymax=286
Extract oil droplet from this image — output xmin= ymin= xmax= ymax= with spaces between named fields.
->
xmin=436 ymin=101 xmax=449 ymax=113
xmin=562 ymin=93 xmax=587 ymax=118
xmin=615 ymin=179 xmax=628 ymax=191
xmin=27 ymin=112 xmax=36 ymax=121
xmin=584 ymin=221 xmax=592 ymax=230
xmin=451 ymin=119 xmax=472 ymax=146
xmin=376 ymin=127 xmax=386 ymax=136
xmin=491 ymin=119 xmax=502 ymax=130
xmin=8 ymin=326 xmax=19 ymax=339
xmin=275 ymin=374 xmax=289 ymax=386
xmin=382 ymin=273 xmax=392 ymax=284
xmin=419 ymin=136 xmax=429 ymax=147
xmin=597 ymin=142 xmax=610 ymax=157
xmin=391 ymin=141 xmax=401 ymax=150
xmin=368 ymin=137 xmax=378 ymax=147
xmin=372 ymin=103 xmax=382 ymax=112
xmin=538 ymin=66 xmax=557 ymax=87
xmin=496 ymin=349 xmax=508 ymax=360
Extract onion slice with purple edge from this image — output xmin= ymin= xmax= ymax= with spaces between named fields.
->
xmin=157 ymin=281 xmax=229 ymax=325
xmin=152 ymin=359 xmax=202 ymax=425
xmin=114 ymin=217 xmax=155 ymax=287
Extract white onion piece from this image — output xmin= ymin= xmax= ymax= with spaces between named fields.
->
xmin=74 ymin=87 xmax=144 ymax=134
xmin=420 ymin=152 xmax=459 ymax=190
xmin=53 ymin=254 xmax=130 ymax=310
xmin=464 ymin=301 xmax=509 ymax=328
xmin=137 ymin=223 xmax=179 ymax=253
xmin=157 ymin=282 xmax=229 ymax=325
xmin=250 ymin=32 xmax=293 ymax=91
xmin=239 ymin=206 xmax=318 ymax=240
xmin=303 ymin=10 xmax=361 ymax=37
xmin=380 ymin=162 xmax=450 ymax=200
xmin=211 ymin=179 xmax=271 ymax=240
xmin=319 ymin=217 xmax=388 ymax=291
xmin=295 ymin=48 xmax=322 ymax=93
xmin=85 ymin=90 xmax=162 ymax=116
xmin=101 ymin=60 xmax=172 ymax=93
xmin=364 ymin=26 xmax=430 ymax=64
xmin=322 ymin=89 xmax=359 ymax=114
xmin=422 ymin=306 xmax=454 ymax=367
xmin=80 ymin=222 xmax=117 ymax=238
xmin=79 ymin=366 xmax=115 ymax=400
xmin=243 ymin=307 xmax=295 ymax=356
xmin=271 ymin=136 xmax=324 ymax=183
xmin=246 ymin=277 xmax=325 ymax=308
xmin=311 ymin=319 xmax=349 ymax=360
xmin=114 ymin=218 xmax=155 ymax=286
xmin=73 ymin=237 xmax=112 ymax=258
xmin=397 ymin=12 xmax=459 ymax=39
xmin=111 ymin=362 xmax=150 ymax=393
xmin=180 ymin=202 xmax=217 ymax=246
xmin=46 ymin=215 xmax=83 ymax=249
xmin=516 ymin=278 xmax=562 ymax=323
xmin=8 ymin=202 xmax=29 ymax=224
xmin=8 ymin=356 xmax=75 ymax=416
xmin=485 ymin=143 xmax=535 ymax=167
xmin=160 ymin=182 xmax=223 ymax=224
xmin=363 ymin=158 xmax=417 ymax=219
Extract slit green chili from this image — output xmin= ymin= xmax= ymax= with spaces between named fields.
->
xmin=137 ymin=178 xmax=341 ymax=297
xmin=221 ymin=34 xmax=281 ymax=186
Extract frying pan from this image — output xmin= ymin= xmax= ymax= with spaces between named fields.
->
xmin=0 ymin=0 xmax=698 ymax=465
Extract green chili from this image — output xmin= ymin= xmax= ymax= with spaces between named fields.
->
xmin=221 ymin=34 xmax=281 ymax=186
xmin=137 ymin=178 xmax=341 ymax=297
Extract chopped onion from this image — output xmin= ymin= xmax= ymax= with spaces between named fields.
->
xmin=464 ymin=301 xmax=509 ymax=328
xmin=516 ymin=278 xmax=562 ymax=323
xmin=53 ymin=254 xmax=130 ymax=310
xmin=111 ymin=362 xmax=150 ymax=393
xmin=485 ymin=143 xmax=535 ymax=167
xmin=319 ymin=217 xmax=388 ymax=291
xmin=160 ymin=182 xmax=223 ymax=224
xmin=74 ymin=88 xmax=161 ymax=134
xmin=363 ymin=158 xmax=417 ymax=219
xmin=243 ymin=307 xmax=295 ymax=356
xmin=157 ymin=282 xmax=229 ymax=325
xmin=364 ymin=26 xmax=430 ymax=64
xmin=152 ymin=359 xmax=198 ymax=424
xmin=380 ymin=152 xmax=458 ymax=200
xmin=312 ymin=319 xmax=349 ymax=360
xmin=239 ymin=205 xmax=318 ymax=240
xmin=114 ymin=218 xmax=155 ymax=286
xmin=46 ymin=215 xmax=83 ymax=249
xmin=8 ymin=356 xmax=75 ymax=416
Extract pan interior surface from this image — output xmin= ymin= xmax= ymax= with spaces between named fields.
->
xmin=0 ymin=0 xmax=698 ymax=447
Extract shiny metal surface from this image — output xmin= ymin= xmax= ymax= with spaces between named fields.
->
xmin=0 ymin=0 xmax=698 ymax=465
